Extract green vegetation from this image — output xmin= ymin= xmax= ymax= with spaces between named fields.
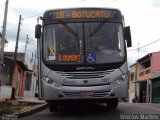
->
xmin=0 ymin=102 xmax=13 ymax=116
xmin=0 ymin=100 xmax=41 ymax=116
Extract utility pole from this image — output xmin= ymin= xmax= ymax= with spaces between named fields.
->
xmin=0 ymin=0 xmax=9 ymax=83
xmin=24 ymin=34 xmax=29 ymax=63
xmin=14 ymin=15 xmax=22 ymax=67
xmin=33 ymin=51 xmax=36 ymax=72
xmin=11 ymin=15 xmax=22 ymax=99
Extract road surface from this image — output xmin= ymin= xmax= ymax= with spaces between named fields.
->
xmin=19 ymin=102 xmax=160 ymax=120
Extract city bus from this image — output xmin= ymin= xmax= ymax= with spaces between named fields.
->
xmin=35 ymin=7 xmax=132 ymax=112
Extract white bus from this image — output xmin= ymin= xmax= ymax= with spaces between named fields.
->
xmin=35 ymin=8 xmax=132 ymax=112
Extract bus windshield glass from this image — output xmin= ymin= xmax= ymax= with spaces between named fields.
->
xmin=43 ymin=22 xmax=125 ymax=65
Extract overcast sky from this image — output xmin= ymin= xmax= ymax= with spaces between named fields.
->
xmin=0 ymin=0 xmax=160 ymax=65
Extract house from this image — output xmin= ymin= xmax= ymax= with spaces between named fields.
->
xmin=0 ymin=52 xmax=37 ymax=99
xmin=0 ymin=56 xmax=26 ymax=98
xmin=129 ymin=51 xmax=160 ymax=103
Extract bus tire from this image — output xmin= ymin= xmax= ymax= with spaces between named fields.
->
xmin=106 ymin=98 xmax=118 ymax=109
xmin=48 ymin=102 xmax=58 ymax=112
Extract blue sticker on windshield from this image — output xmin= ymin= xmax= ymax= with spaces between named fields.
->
xmin=86 ymin=52 xmax=96 ymax=64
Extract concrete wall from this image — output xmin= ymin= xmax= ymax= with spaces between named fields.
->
xmin=151 ymin=52 xmax=160 ymax=72
xmin=137 ymin=67 xmax=151 ymax=81
xmin=129 ymin=64 xmax=137 ymax=103
xmin=12 ymin=63 xmax=25 ymax=97
xmin=0 ymin=58 xmax=13 ymax=86
xmin=0 ymin=86 xmax=12 ymax=98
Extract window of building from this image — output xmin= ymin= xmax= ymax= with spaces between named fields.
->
xmin=140 ymin=59 xmax=151 ymax=70
xmin=146 ymin=69 xmax=151 ymax=74
xmin=140 ymin=72 xmax=145 ymax=76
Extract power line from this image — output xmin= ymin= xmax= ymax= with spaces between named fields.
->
xmin=4 ymin=5 xmax=42 ymax=20
xmin=128 ymin=38 xmax=160 ymax=51
xmin=127 ymin=54 xmax=138 ymax=60
xmin=22 ymin=23 xmax=35 ymax=26
xmin=6 ymin=34 xmax=26 ymax=41
xmin=22 ymin=13 xmax=42 ymax=20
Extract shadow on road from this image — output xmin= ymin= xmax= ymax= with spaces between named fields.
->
xmin=50 ymin=102 xmax=120 ymax=116
xmin=19 ymin=103 xmax=124 ymax=120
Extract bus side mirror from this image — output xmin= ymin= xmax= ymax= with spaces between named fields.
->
xmin=124 ymin=26 xmax=132 ymax=47
xmin=35 ymin=24 xmax=41 ymax=38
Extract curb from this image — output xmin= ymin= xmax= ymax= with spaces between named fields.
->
xmin=16 ymin=103 xmax=48 ymax=118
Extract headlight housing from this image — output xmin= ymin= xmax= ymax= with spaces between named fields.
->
xmin=44 ymin=77 xmax=62 ymax=88
xmin=111 ymin=75 xmax=127 ymax=86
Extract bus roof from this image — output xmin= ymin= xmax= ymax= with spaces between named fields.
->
xmin=43 ymin=7 xmax=121 ymax=14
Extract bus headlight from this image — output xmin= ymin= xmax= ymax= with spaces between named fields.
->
xmin=45 ymin=78 xmax=62 ymax=87
xmin=112 ymin=75 xmax=127 ymax=86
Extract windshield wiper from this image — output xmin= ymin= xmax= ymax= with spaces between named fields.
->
xmin=57 ymin=20 xmax=78 ymax=37
xmin=90 ymin=20 xmax=107 ymax=37
xmin=57 ymin=20 xmax=80 ymax=54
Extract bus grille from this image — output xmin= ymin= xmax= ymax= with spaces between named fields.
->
xmin=63 ymin=90 xmax=110 ymax=98
xmin=56 ymin=70 xmax=115 ymax=79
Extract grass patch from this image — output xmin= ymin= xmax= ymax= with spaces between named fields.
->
xmin=0 ymin=102 xmax=27 ymax=116
xmin=11 ymin=105 xmax=22 ymax=111
xmin=0 ymin=102 xmax=13 ymax=116
xmin=0 ymin=100 xmax=42 ymax=116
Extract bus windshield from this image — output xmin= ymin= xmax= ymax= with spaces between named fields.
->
xmin=43 ymin=22 xmax=125 ymax=65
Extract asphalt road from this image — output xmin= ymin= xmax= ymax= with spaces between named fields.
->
xmin=19 ymin=102 xmax=160 ymax=120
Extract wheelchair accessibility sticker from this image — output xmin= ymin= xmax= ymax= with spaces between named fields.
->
xmin=86 ymin=52 xmax=96 ymax=64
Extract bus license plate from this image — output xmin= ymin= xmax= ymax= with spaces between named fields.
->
xmin=80 ymin=91 xmax=93 ymax=96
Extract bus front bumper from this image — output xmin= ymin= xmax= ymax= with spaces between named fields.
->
xmin=43 ymin=80 xmax=128 ymax=101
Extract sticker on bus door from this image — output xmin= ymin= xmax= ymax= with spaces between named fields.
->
xmin=48 ymin=46 xmax=56 ymax=60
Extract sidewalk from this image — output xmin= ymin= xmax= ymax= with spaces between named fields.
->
xmin=14 ymin=97 xmax=48 ymax=118
xmin=132 ymin=103 xmax=160 ymax=111
xmin=16 ymin=97 xmax=46 ymax=104
xmin=0 ymin=97 xmax=48 ymax=118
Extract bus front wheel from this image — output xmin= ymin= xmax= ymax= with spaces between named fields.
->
xmin=48 ymin=102 xmax=58 ymax=112
xmin=106 ymin=98 xmax=118 ymax=109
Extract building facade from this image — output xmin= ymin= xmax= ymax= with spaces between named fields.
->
xmin=0 ymin=52 xmax=37 ymax=99
xmin=129 ymin=51 xmax=160 ymax=103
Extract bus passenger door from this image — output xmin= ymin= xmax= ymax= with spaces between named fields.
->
xmin=37 ymin=37 xmax=44 ymax=99
xmin=35 ymin=24 xmax=44 ymax=99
